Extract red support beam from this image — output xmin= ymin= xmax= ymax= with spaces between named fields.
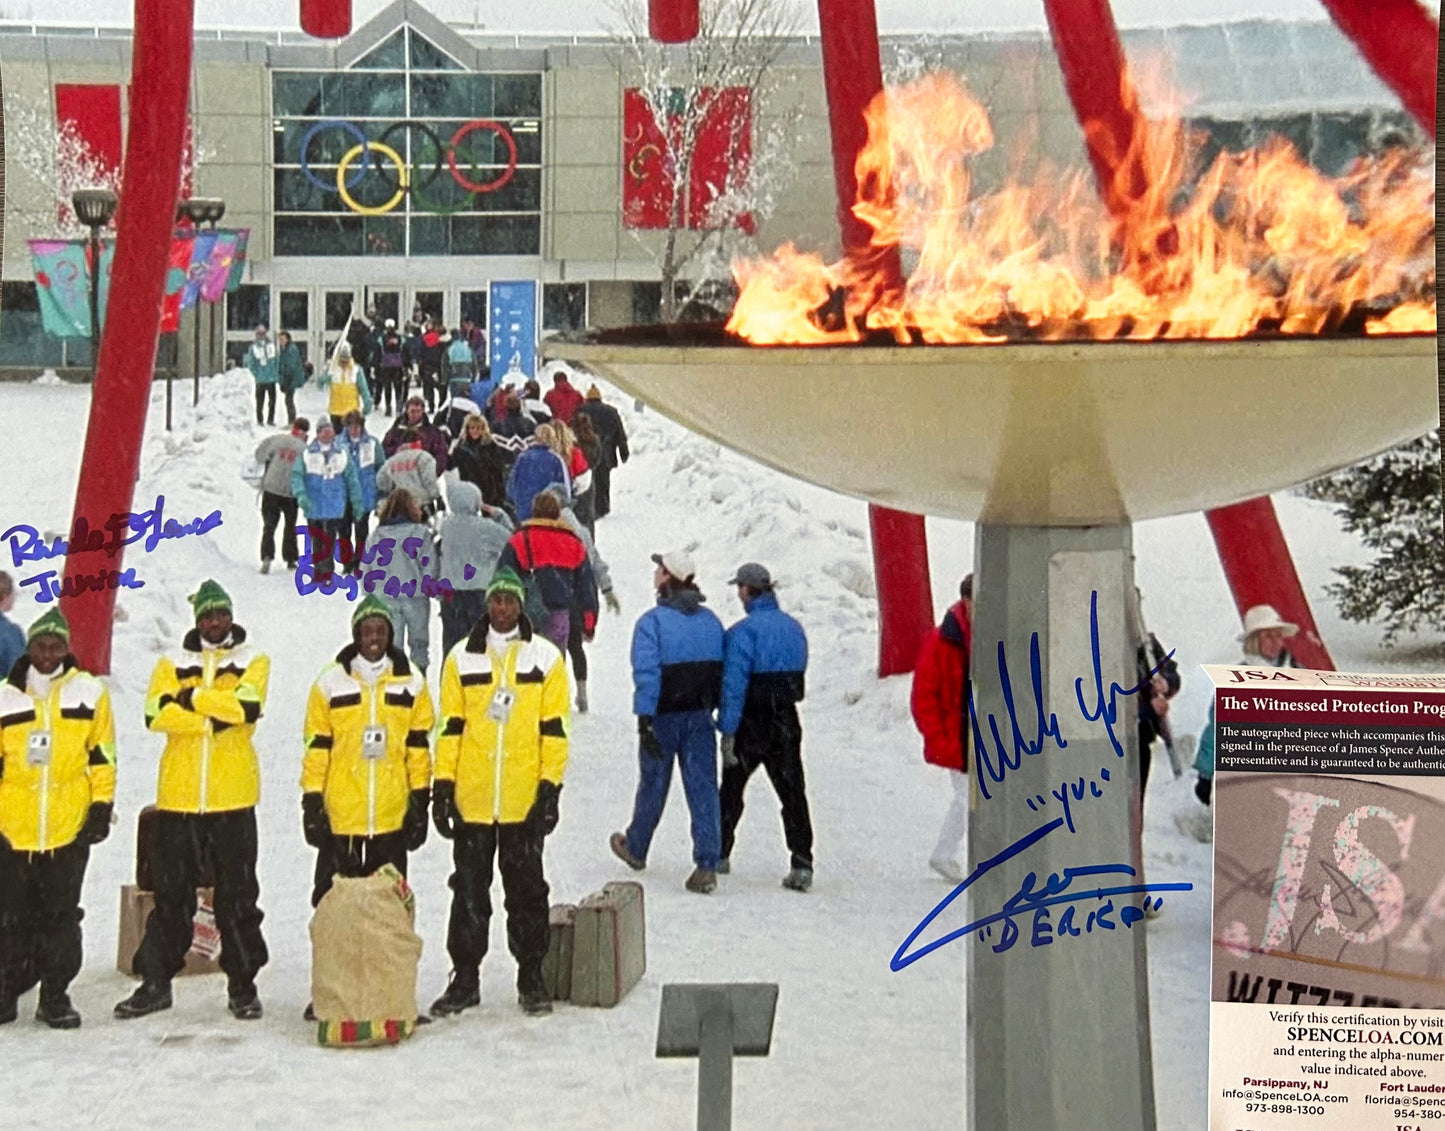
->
xmin=1045 ymin=0 xmax=1334 ymax=672
xmin=649 ymin=0 xmax=699 ymax=43
xmin=300 ymin=0 xmax=351 ymax=39
xmin=59 ymin=0 xmax=194 ymax=674
xmin=1206 ymin=499 xmax=1334 ymax=671
xmin=816 ymin=0 xmax=933 ymax=676
xmin=1318 ymin=0 xmax=1437 ymax=132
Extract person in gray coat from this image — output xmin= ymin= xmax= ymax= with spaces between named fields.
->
xmin=253 ymin=417 xmax=309 ymax=573
xmin=370 ymin=489 xmax=440 ymax=674
xmin=538 ymin=485 xmax=620 ymax=712
xmin=377 ymin=429 xmax=442 ymax=518
xmin=437 ymin=478 xmax=514 ymax=656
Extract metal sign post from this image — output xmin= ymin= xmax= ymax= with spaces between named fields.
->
xmin=657 ymin=983 xmax=779 ymax=1131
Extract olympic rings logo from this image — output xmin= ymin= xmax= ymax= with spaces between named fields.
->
xmin=297 ymin=118 xmax=520 ymax=216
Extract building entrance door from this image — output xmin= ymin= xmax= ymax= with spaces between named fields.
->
xmin=320 ymin=288 xmax=363 ymax=364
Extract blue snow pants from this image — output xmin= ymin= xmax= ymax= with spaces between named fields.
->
xmin=623 ymin=709 xmax=721 ymax=870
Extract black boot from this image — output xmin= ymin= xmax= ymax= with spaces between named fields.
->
xmin=228 ymin=982 xmax=263 ymax=1021
xmin=429 ymin=972 xmax=480 ymax=1017
xmin=114 ymin=980 xmax=173 ymax=1020
xmin=36 ymin=989 xmax=81 ymax=1029
xmin=518 ymin=986 xmax=552 ymax=1016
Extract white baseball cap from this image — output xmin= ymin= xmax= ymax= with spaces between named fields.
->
xmin=652 ymin=550 xmax=696 ymax=583
xmin=1239 ymin=604 xmax=1298 ymax=641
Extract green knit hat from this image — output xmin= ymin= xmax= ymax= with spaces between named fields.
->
xmin=486 ymin=568 xmax=527 ymax=604
xmin=189 ymin=579 xmax=233 ymax=621
xmin=26 ymin=607 xmax=70 ymax=646
xmin=351 ymin=593 xmax=394 ymax=632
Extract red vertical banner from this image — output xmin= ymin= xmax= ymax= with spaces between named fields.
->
xmin=53 ymin=84 xmax=123 ymax=227
xmin=622 ymin=87 xmax=753 ymax=232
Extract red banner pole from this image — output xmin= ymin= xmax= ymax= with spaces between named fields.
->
xmin=649 ymin=0 xmax=699 ymax=43
xmin=58 ymin=0 xmax=194 ymax=674
xmin=1317 ymin=0 xmax=1437 ymax=131
xmin=1044 ymin=0 xmax=1334 ymax=671
xmin=815 ymin=0 xmax=933 ymax=677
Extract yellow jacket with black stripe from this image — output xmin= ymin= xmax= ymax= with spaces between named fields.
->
xmin=302 ymin=644 xmax=434 ymax=837
xmin=0 ymin=656 xmax=116 ymax=852
xmin=145 ymin=625 xmax=269 ymax=813
xmin=436 ymin=615 xmax=568 ymax=825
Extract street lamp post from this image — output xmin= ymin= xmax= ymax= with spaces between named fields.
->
xmin=177 ymin=196 xmax=226 ymax=408
xmin=71 ymin=188 xmax=118 ymax=382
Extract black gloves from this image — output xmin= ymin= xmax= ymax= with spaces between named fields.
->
xmin=176 ymin=686 xmax=196 ymax=712
xmin=638 ymin=716 xmax=663 ymax=759
xmin=526 ymin=780 xmax=562 ymax=838
xmin=404 ymin=788 xmax=430 ymax=851
xmin=432 ymin=780 xmax=460 ymax=840
xmin=302 ymin=792 xmax=330 ymax=849
xmin=78 ymin=801 xmax=113 ymax=846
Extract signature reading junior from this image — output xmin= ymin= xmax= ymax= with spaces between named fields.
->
xmin=892 ymin=591 xmax=1194 ymax=971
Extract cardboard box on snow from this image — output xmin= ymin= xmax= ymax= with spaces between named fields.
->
xmin=116 ymin=885 xmax=223 ymax=977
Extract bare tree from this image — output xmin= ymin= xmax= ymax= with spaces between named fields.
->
xmin=606 ymin=0 xmax=802 ymax=321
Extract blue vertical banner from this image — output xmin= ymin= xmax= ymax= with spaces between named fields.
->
xmin=488 ymin=281 xmax=537 ymax=384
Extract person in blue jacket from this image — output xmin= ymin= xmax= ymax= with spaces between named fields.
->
xmin=610 ymin=549 xmax=725 ymax=894
xmin=715 ymin=563 xmax=813 ymax=892
xmin=506 ymin=424 xmax=570 ymax=521
xmin=291 ymin=415 xmax=364 ymax=586
xmin=339 ymin=410 xmax=381 ymax=575
xmin=0 ymin=572 xmax=25 ymax=678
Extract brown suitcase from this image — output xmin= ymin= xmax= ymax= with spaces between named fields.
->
xmin=116 ymin=884 xmax=223 ymax=977
xmin=541 ymin=903 xmax=577 ymax=1001
xmin=570 ymin=881 xmax=645 ymax=1008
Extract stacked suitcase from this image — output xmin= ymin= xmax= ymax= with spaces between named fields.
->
xmin=542 ymin=881 xmax=646 ymax=1007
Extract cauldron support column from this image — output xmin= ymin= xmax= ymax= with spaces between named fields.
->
xmin=815 ymin=0 xmax=933 ymax=676
xmin=967 ymin=524 xmax=1156 ymax=1131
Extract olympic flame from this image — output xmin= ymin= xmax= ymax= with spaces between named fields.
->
xmin=726 ymin=73 xmax=1436 ymax=343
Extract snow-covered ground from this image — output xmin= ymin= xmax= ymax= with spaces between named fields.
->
xmin=0 ymin=366 xmax=1435 ymax=1130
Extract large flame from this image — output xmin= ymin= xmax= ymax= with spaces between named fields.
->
xmin=727 ymin=73 xmax=1436 ymax=344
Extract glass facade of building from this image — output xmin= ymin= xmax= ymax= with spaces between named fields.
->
xmin=271 ymin=26 xmax=543 ymax=258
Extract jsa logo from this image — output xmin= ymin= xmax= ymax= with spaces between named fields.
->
xmin=1227 ymin=669 xmax=1300 ymax=682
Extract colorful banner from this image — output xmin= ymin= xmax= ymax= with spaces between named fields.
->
xmin=179 ymin=230 xmax=217 ymax=313
xmin=29 ymin=238 xmax=116 ymax=339
xmin=622 ymin=86 xmax=754 ymax=233
xmin=29 ymin=239 xmax=90 ymax=338
xmin=160 ymin=230 xmax=194 ymax=334
xmin=199 ymin=230 xmax=240 ymax=303
xmin=225 ymin=228 xmax=250 ymax=292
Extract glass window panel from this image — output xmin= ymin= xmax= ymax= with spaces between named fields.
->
xmin=413 ymin=291 xmax=445 ymax=322
xmin=367 ymin=290 xmax=402 ymax=325
xmin=462 ymin=214 xmax=541 ymax=256
xmin=474 ymin=168 xmax=541 ymax=213
xmin=226 ymin=284 xmax=270 ymax=332
xmin=411 ymin=170 xmax=474 ymax=213
xmin=410 ymin=73 xmax=484 ymax=119
xmin=225 ymin=339 xmax=251 ymax=368
xmin=410 ymin=215 xmax=449 ymax=256
xmin=274 ymin=168 xmax=338 ymax=212
xmin=409 ymin=31 xmax=463 ymax=71
xmin=279 ymin=119 xmax=389 ymax=167
xmin=325 ymin=291 xmax=357 ymax=330
xmin=509 ymin=124 xmax=542 ymax=166
xmin=363 ymin=215 xmax=406 ymax=256
xmin=460 ymin=290 xmax=488 ymax=329
xmin=274 ymin=215 xmax=364 ymax=256
xmin=279 ymin=291 xmax=310 ymax=331
xmin=0 ymin=283 xmax=65 ymax=367
xmin=494 ymin=74 xmax=542 ymax=117
xmin=272 ymin=73 xmax=322 ymax=117
xmin=345 ymin=71 xmax=406 ymax=118
xmin=353 ymin=29 xmax=406 ymax=70
xmin=542 ymin=283 xmax=587 ymax=333
xmin=631 ymin=282 xmax=662 ymax=326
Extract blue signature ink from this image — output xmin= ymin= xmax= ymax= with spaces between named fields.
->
xmin=4 ymin=496 xmax=222 ymax=604
xmin=293 ymin=527 xmax=468 ymax=602
xmin=1023 ymin=771 xmax=1111 ymax=833
xmin=3 ymin=495 xmax=223 ymax=566
xmin=969 ymin=590 xmax=1176 ymax=800
xmin=890 ymin=817 xmax=1193 ymax=970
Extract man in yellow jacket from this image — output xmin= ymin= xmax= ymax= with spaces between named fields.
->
xmin=430 ymin=568 xmax=568 ymax=1018
xmin=0 ymin=609 xmax=115 ymax=1028
xmin=116 ymin=580 xmax=271 ymax=1022
xmin=302 ymin=594 xmax=433 ymax=909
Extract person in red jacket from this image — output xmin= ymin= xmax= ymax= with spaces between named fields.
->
xmin=909 ymin=575 xmax=972 ymax=884
xmin=494 ymin=491 xmax=599 ymax=654
xmin=542 ymin=371 xmax=586 ymax=425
